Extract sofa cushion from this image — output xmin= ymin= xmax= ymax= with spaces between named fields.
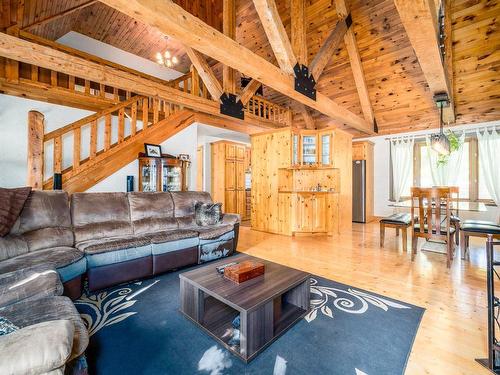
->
xmin=1 ymin=296 xmax=88 ymax=360
xmin=71 ymin=192 xmax=133 ymax=243
xmin=170 ymin=191 xmax=212 ymax=217
xmin=0 ymin=265 xmax=63 ymax=308
xmin=22 ymin=227 xmax=74 ymax=252
xmin=196 ymin=224 xmax=234 ymax=242
xmin=148 ymin=230 xmax=199 ymax=255
xmin=85 ymin=244 xmax=152 ymax=268
xmin=12 ymin=191 xmax=71 ymax=235
xmin=0 ymin=187 xmax=31 ymax=237
xmin=0 ymin=320 xmax=74 ymax=375
xmin=128 ymin=192 xmax=178 ymax=235
xmin=0 ymin=235 xmax=28 ymax=261
xmin=76 ymin=235 xmax=151 ymax=254
xmin=0 ymin=247 xmax=84 ymax=277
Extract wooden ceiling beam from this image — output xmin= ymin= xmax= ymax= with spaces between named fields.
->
xmin=251 ymin=0 xmax=297 ymax=74
xmin=309 ymin=18 xmax=348 ymax=81
xmin=184 ymin=46 xmax=223 ymax=101
xmin=335 ymin=0 xmax=375 ymax=126
xmin=238 ymin=78 xmax=262 ymax=105
xmin=222 ymin=0 xmax=236 ymax=94
xmin=297 ymin=103 xmax=316 ymax=129
xmin=393 ymin=0 xmax=455 ymax=122
xmin=21 ymin=0 xmax=97 ymax=30
xmin=98 ymin=0 xmax=373 ymax=134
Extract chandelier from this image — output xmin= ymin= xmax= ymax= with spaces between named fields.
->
xmin=155 ymin=50 xmax=178 ymax=68
xmin=430 ymin=93 xmax=451 ymax=155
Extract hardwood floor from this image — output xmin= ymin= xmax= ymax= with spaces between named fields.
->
xmin=238 ymin=221 xmax=491 ymax=374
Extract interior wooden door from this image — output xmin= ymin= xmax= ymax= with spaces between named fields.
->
xmin=312 ymin=194 xmax=327 ymax=232
xmin=225 ymin=190 xmax=237 ymax=213
xmin=236 ymin=161 xmax=245 ymax=190
xmin=237 ymin=190 xmax=246 ymax=219
xmin=225 ymin=160 xmax=236 ymax=190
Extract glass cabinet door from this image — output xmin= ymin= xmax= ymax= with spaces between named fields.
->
xmin=320 ymin=133 xmax=332 ymax=165
xmin=302 ymin=135 xmax=317 ymax=165
xmin=141 ymin=162 xmax=157 ymax=192
xmin=292 ymin=133 xmax=299 ymax=165
xmin=162 ymin=165 xmax=182 ymax=191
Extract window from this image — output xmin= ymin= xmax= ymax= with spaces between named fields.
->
xmin=391 ymin=135 xmax=494 ymax=203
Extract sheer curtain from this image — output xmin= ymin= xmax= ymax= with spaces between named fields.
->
xmin=477 ymin=128 xmax=500 ymax=210
xmin=391 ymin=137 xmax=414 ymax=202
xmin=425 ymin=131 xmax=466 ymax=186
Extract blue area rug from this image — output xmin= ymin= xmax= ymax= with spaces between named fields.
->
xmin=75 ymin=261 xmax=424 ymax=375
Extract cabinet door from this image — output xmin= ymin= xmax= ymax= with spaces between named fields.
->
xmin=319 ymin=132 xmax=333 ymax=166
xmin=301 ymin=135 xmax=317 ymax=165
xmin=225 ymin=190 xmax=237 ymax=213
xmin=225 ymin=161 xmax=236 ymax=189
xmin=236 ymin=145 xmax=245 ymax=160
xmin=294 ymin=194 xmax=313 ymax=232
xmin=236 ymin=161 xmax=245 ymax=190
xmin=225 ymin=144 xmax=236 ymax=159
xmin=292 ymin=133 xmax=299 ymax=165
xmin=352 ymin=144 xmax=365 ymax=160
xmin=237 ymin=190 xmax=246 ymax=219
xmin=312 ymin=194 xmax=327 ymax=232
xmin=244 ymin=147 xmax=251 ymax=170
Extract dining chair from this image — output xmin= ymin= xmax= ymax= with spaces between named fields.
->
xmin=411 ymin=187 xmax=456 ymax=268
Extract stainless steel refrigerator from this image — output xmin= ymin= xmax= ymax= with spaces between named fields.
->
xmin=352 ymin=160 xmax=366 ymax=223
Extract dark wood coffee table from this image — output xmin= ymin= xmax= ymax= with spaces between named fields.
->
xmin=179 ymin=254 xmax=311 ymax=362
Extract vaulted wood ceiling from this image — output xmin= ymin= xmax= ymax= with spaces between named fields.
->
xmin=2 ymin=0 xmax=499 ymax=135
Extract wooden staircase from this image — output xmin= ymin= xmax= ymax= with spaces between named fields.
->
xmin=39 ymin=95 xmax=196 ymax=193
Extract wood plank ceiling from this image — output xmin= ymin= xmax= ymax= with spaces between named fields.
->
xmin=4 ymin=0 xmax=500 ymax=135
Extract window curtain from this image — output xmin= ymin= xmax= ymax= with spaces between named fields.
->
xmin=425 ymin=131 xmax=466 ymax=186
xmin=390 ymin=137 xmax=414 ymax=202
xmin=477 ymin=128 xmax=500 ymax=209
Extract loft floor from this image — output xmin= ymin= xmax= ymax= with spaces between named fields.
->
xmin=238 ymin=222 xmax=489 ymax=375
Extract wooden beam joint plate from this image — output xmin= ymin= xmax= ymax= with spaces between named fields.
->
xmin=293 ymin=63 xmax=316 ymax=100
xmin=220 ymin=93 xmax=244 ymax=120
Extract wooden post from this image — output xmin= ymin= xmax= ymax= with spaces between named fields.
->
xmin=27 ymin=110 xmax=45 ymax=189
xmin=5 ymin=28 xmax=20 ymax=83
xmin=191 ymin=65 xmax=200 ymax=97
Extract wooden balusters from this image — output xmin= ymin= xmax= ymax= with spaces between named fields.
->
xmin=100 ymin=83 xmax=106 ymax=98
xmin=53 ymin=136 xmax=62 ymax=175
xmin=113 ymin=87 xmax=119 ymax=101
xmin=90 ymin=120 xmax=97 ymax=158
xmin=30 ymin=65 xmax=38 ymax=81
xmin=104 ymin=114 xmax=112 ymax=151
xmin=84 ymin=79 xmax=90 ymax=95
xmin=27 ymin=111 xmax=44 ymax=189
xmin=68 ymin=75 xmax=75 ymax=91
xmin=131 ymin=101 xmax=137 ymax=136
xmin=51 ymin=71 xmax=58 ymax=87
xmin=142 ymin=97 xmax=149 ymax=128
xmin=73 ymin=127 xmax=81 ymax=170
xmin=153 ymin=98 xmax=159 ymax=124
xmin=118 ymin=108 xmax=125 ymax=142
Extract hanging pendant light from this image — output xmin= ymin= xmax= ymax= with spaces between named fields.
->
xmin=431 ymin=93 xmax=451 ymax=155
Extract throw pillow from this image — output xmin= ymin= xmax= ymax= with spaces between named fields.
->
xmin=0 ymin=187 xmax=32 ymax=237
xmin=0 ymin=317 xmax=18 ymax=336
xmin=195 ymin=202 xmax=222 ymax=226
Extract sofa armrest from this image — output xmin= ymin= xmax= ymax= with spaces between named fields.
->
xmin=0 ymin=265 xmax=63 ymax=308
xmin=221 ymin=213 xmax=241 ymax=226
xmin=0 ymin=320 xmax=74 ymax=375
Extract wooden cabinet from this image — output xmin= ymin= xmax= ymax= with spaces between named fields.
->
xmin=292 ymin=193 xmax=327 ymax=233
xmin=211 ymin=141 xmax=250 ymax=220
xmin=138 ymin=153 xmax=189 ymax=192
xmin=352 ymin=141 xmax=374 ymax=223
xmin=291 ymin=130 xmax=335 ymax=166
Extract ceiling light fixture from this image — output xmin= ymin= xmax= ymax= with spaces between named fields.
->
xmin=430 ymin=93 xmax=451 ymax=155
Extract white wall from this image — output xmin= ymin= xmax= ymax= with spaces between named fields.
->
xmin=57 ymin=32 xmax=183 ymax=82
xmin=359 ymin=121 xmax=500 ymax=221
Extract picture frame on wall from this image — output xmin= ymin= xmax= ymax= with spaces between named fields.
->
xmin=144 ymin=143 xmax=162 ymax=158
xmin=178 ymin=154 xmax=190 ymax=161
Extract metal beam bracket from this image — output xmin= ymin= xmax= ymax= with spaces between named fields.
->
xmin=294 ymin=63 xmax=316 ymax=100
xmin=220 ymin=93 xmax=244 ymax=120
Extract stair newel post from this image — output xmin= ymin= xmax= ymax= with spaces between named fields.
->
xmin=27 ymin=110 xmax=45 ymax=189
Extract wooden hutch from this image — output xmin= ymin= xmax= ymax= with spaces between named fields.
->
xmin=251 ymin=127 xmax=352 ymax=236
xmin=211 ymin=141 xmax=251 ymax=220
xmin=138 ymin=153 xmax=189 ymax=192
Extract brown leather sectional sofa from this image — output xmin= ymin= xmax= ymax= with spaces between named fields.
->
xmin=0 ymin=190 xmax=240 ymax=298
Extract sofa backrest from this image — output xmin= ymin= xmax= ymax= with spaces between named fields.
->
xmin=9 ymin=190 xmax=73 ymax=252
xmin=128 ymin=192 xmax=178 ymax=235
xmin=170 ymin=191 xmax=212 ymax=226
xmin=71 ymin=192 xmax=132 ymax=243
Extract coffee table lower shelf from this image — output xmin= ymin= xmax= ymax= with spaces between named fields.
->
xmin=180 ymin=277 xmax=310 ymax=363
